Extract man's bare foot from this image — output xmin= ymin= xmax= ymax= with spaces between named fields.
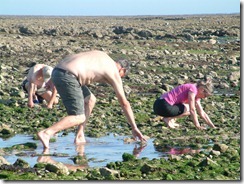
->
xmin=41 ymin=148 xmax=50 ymax=155
xmin=37 ymin=130 xmax=51 ymax=149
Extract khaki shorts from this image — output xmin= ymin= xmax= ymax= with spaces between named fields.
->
xmin=51 ymin=67 xmax=91 ymax=115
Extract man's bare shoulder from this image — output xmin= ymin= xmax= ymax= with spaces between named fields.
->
xmin=66 ymin=50 xmax=114 ymax=68
xmin=60 ymin=50 xmax=111 ymax=64
xmin=74 ymin=50 xmax=110 ymax=59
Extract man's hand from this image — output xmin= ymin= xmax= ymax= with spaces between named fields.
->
xmin=132 ymin=127 xmax=147 ymax=142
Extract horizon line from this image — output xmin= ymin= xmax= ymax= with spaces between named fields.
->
xmin=0 ymin=12 xmax=239 ymax=17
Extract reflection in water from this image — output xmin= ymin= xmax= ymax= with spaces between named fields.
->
xmin=0 ymin=133 xmax=157 ymax=168
xmin=37 ymin=146 xmax=88 ymax=171
xmin=37 ymin=143 xmax=148 ymax=171
xmin=38 ymin=155 xmax=88 ymax=171
xmin=76 ymin=143 xmax=85 ymax=156
xmin=133 ymin=144 xmax=147 ymax=157
xmin=1 ymin=133 xmax=202 ymax=169
xmin=161 ymin=146 xmax=201 ymax=155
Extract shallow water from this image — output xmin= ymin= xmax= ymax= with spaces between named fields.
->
xmin=0 ymin=133 xmax=165 ymax=168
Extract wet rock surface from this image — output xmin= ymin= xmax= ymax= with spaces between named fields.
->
xmin=0 ymin=14 xmax=240 ymax=180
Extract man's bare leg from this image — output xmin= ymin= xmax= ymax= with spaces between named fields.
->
xmin=75 ymin=94 xmax=96 ymax=144
xmin=38 ymin=114 xmax=86 ymax=149
xmin=75 ymin=125 xmax=86 ymax=144
xmin=37 ymin=130 xmax=51 ymax=149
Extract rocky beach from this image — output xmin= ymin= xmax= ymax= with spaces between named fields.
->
xmin=0 ymin=14 xmax=240 ymax=180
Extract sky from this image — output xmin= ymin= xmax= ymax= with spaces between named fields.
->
xmin=0 ymin=0 xmax=240 ymax=16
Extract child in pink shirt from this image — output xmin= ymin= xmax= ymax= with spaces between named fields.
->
xmin=153 ymin=80 xmax=216 ymax=129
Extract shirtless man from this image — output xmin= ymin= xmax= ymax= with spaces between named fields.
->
xmin=38 ymin=50 xmax=146 ymax=149
xmin=22 ymin=64 xmax=59 ymax=109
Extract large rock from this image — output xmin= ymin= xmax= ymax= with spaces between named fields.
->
xmin=45 ymin=162 xmax=69 ymax=175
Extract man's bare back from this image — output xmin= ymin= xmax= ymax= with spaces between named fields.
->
xmin=56 ymin=50 xmax=118 ymax=86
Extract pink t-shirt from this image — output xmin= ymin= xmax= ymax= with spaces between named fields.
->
xmin=160 ymin=83 xmax=198 ymax=105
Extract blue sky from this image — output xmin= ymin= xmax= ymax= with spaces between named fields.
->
xmin=0 ymin=0 xmax=240 ymax=16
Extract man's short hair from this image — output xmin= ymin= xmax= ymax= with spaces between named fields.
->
xmin=116 ymin=59 xmax=130 ymax=76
